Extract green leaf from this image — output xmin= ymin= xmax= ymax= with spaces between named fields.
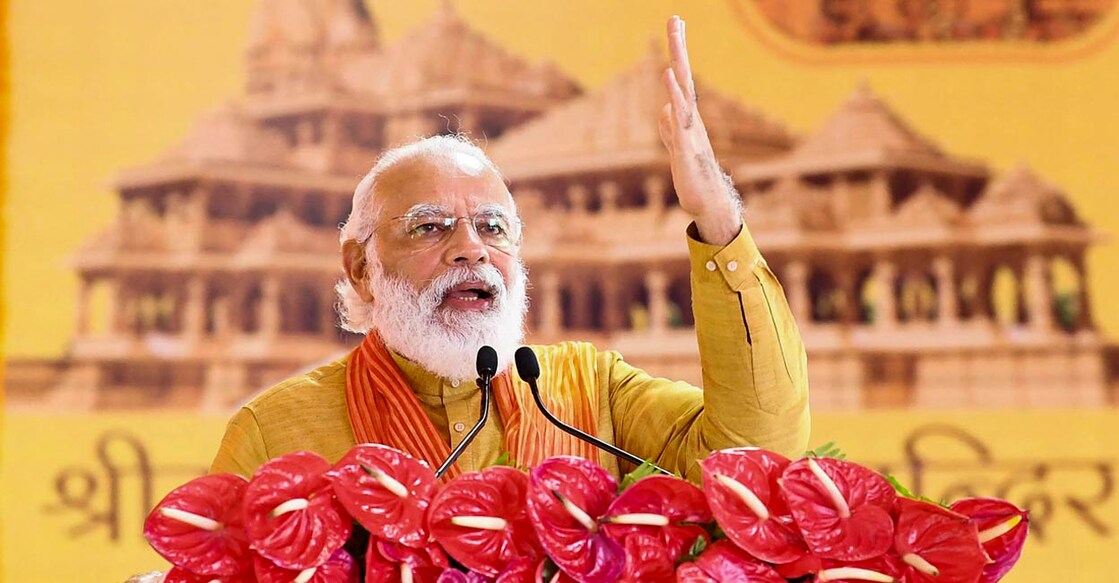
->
xmin=619 ymin=459 xmax=661 ymax=492
xmin=483 ymin=451 xmax=526 ymax=472
xmin=676 ymin=534 xmax=708 ymax=565
xmin=806 ymin=440 xmax=847 ymax=460
xmin=885 ymin=474 xmax=951 ymax=509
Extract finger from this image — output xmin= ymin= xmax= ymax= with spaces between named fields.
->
xmin=667 ymin=17 xmax=696 ymax=104
xmin=662 ymin=68 xmax=692 ymax=129
xmin=658 ymin=103 xmax=674 ymax=150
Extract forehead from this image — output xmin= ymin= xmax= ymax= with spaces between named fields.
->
xmin=373 ymin=154 xmax=512 ymax=217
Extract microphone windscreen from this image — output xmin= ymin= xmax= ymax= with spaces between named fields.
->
xmin=514 ymin=346 xmax=541 ymax=381
xmin=476 ymin=345 xmax=499 ymax=378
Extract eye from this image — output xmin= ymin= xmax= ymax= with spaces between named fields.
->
xmin=406 ymin=218 xmax=451 ymax=238
xmin=477 ymin=217 xmax=508 ymax=236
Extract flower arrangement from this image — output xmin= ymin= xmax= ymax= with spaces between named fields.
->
xmin=143 ymin=444 xmax=1028 ymax=582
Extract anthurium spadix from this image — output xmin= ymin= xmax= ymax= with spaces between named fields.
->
xmin=700 ymin=448 xmax=809 ymax=565
xmin=779 ymin=457 xmax=897 ymax=561
xmin=327 ymin=444 xmax=438 ymax=548
xmin=243 ymin=451 xmax=351 ymax=571
xmin=950 ymin=497 xmax=1029 ymax=582
xmin=364 ymin=539 xmax=448 ymax=583
xmin=253 ymin=548 xmax=359 ymax=583
xmin=143 ymin=473 xmax=252 ymax=577
xmin=893 ymin=498 xmax=988 ymax=582
xmin=428 ymin=466 xmax=543 ymax=577
xmin=526 ymin=456 xmax=624 ymax=583
xmin=600 ymin=475 xmax=712 ymax=581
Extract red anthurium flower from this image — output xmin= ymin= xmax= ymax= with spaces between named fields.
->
xmin=162 ymin=565 xmax=254 ymax=583
xmin=328 ymin=444 xmax=438 ymax=548
xmin=243 ymin=451 xmax=351 ymax=570
xmin=366 ymin=538 xmax=450 ymax=583
xmin=894 ymin=498 xmax=987 ymax=583
xmin=253 ymin=549 xmax=360 ymax=583
xmin=779 ymin=457 xmax=896 ymax=561
xmin=600 ymin=475 xmax=711 ymax=581
xmin=526 ymin=456 xmax=624 ymax=583
xmin=429 ymin=466 xmax=542 ymax=577
xmin=950 ymin=498 xmax=1028 ymax=583
xmin=674 ymin=540 xmax=785 ymax=582
xmin=772 ymin=554 xmax=822 ymax=579
xmin=144 ymin=473 xmax=251 ymax=576
xmin=435 ymin=569 xmax=494 ymax=582
xmin=700 ymin=448 xmax=808 ymax=564
xmin=494 ymin=558 xmax=540 ymax=583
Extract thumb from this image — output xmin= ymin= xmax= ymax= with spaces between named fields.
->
xmin=658 ymin=103 xmax=674 ymax=152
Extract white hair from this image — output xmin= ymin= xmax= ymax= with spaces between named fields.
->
xmin=335 ymin=134 xmax=511 ymax=334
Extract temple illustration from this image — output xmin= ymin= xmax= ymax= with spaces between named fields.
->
xmin=748 ymin=0 xmax=1115 ymax=44
xmin=5 ymin=0 xmax=1116 ymax=411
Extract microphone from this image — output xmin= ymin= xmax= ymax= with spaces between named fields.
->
xmin=435 ymin=346 xmax=497 ymax=478
xmin=514 ymin=346 xmax=669 ymax=475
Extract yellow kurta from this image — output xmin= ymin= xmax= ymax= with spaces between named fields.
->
xmin=210 ymin=224 xmax=811 ymax=482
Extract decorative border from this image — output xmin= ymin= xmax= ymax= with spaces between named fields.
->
xmin=726 ymin=0 xmax=1119 ymax=65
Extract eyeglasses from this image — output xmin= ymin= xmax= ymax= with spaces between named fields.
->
xmin=372 ymin=210 xmax=523 ymax=250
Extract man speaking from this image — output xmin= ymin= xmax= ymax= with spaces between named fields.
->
xmin=211 ymin=17 xmax=809 ymax=483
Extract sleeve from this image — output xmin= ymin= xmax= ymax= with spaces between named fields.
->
xmin=607 ymin=222 xmax=810 ymax=482
xmin=209 ymin=407 xmax=270 ymax=478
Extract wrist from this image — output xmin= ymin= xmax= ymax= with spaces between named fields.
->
xmin=694 ymin=213 xmax=742 ymax=247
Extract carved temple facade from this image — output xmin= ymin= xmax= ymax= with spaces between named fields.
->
xmin=749 ymin=0 xmax=1116 ymax=43
xmin=6 ymin=1 xmax=1116 ymax=411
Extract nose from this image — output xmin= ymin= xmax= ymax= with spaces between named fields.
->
xmin=442 ymin=218 xmax=490 ymax=265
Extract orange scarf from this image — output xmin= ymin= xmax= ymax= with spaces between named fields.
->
xmin=345 ymin=333 xmax=602 ymax=481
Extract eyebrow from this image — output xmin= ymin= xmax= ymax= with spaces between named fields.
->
xmin=402 ymin=203 xmax=451 ymax=217
xmin=477 ymin=203 xmax=513 ymax=217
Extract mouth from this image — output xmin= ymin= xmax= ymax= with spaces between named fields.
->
xmin=440 ymin=280 xmax=497 ymax=311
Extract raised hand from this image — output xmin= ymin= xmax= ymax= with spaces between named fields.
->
xmin=658 ymin=16 xmax=743 ymax=247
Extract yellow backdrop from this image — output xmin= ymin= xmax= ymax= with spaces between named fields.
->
xmin=4 ymin=1 xmax=1119 ymax=582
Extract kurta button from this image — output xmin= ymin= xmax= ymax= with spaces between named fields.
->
xmin=727 ymin=260 xmax=738 ymax=272
xmin=705 ymin=260 xmax=717 ymax=272
xmin=451 ymin=379 xmax=460 ymax=388
xmin=453 ymin=422 xmax=466 ymax=432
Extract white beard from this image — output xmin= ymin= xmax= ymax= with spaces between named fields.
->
xmin=367 ymin=262 xmax=528 ymax=381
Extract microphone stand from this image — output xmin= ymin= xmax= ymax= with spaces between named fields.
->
xmin=435 ymin=374 xmax=492 ymax=479
xmin=523 ymin=374 xmax=671 ymax=476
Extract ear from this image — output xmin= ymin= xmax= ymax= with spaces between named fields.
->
xmin=342 ymin=239 xmax=376 ymax=303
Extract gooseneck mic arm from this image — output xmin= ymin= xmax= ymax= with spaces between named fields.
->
xmin=436 ymin=345 xmax=498 ymax=479
xmin=514 ymin=346 xmax=670 ymax=475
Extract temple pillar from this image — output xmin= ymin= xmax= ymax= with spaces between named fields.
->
xmin=567 ymin=184 xmax=589 ymax=216
xmin=1025 ymin=253 xmax=1053 ymax=333
xmin=183 ymin=277 xmax=207 ymax=340
xmin=260 ymin=276 xmax=281 ymax=337
xmin=598 ymin=180 xmax=620 ymax=216
xmin=874 ymin=259 xmax=897 ymax=328
xmin=933 ymin=256 xmax=958 ymax=326
xmin=785 ymin=260 xmax=811 ymax=325
xmin=835 ymin=270 xmax=858 ymax=325
xmin=1073 ymin=256 xmax=1094 ymax=331
xmin=74 ymin=276 xmax=92 ymax=336
xmin=212 ymin=294 xmax=231 ymax=338
xmin=833 ymin=173 xmax=850 ymax=219
xmin=646 ymin=269 xmax=669 ymax=334
xmin=568 ymin=284 xmax=592 ymax=330
xmin=870 ymin=171 xmax=891 ymax=217
xmin=539 ymin=271 xmax=562 ymax=336
xmin=643 ymin=175 xmax=667 ymax=215
xmin=601 ymin=276 xmax=624 ymax=333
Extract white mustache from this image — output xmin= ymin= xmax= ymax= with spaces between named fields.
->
xmin=422 ymin=265 xmax=506 ymax=306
